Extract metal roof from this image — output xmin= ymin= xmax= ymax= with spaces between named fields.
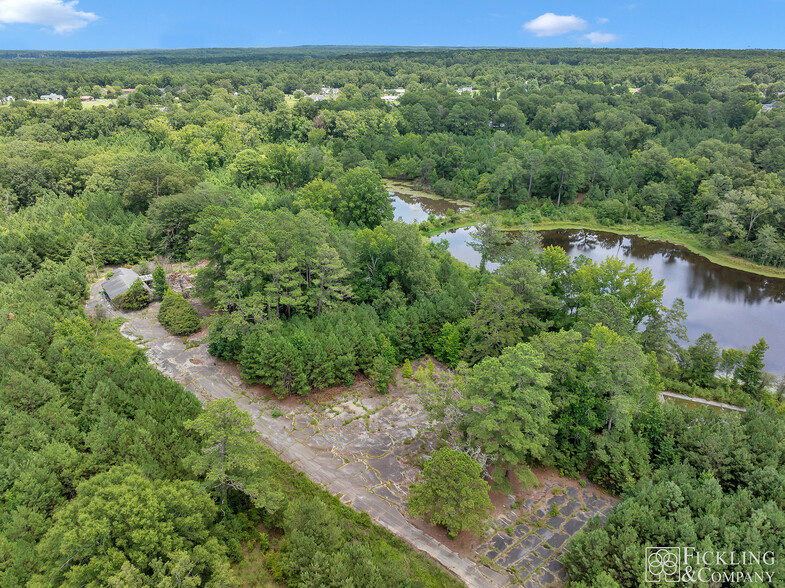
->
xmin=102 ymin=268 xmax=143 ymax=301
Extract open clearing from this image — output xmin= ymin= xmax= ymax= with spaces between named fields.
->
xmin=87 ymin=279 xmax=616 ymax=587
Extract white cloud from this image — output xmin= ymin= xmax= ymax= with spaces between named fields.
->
xmin=583 ymin=32 xmax=618 ymax=44
xmin=597 ymin=17 xmax=610 ymax=24
xmin=523 ymin=13 xmax=587 ymax=37
xmin=0 ymin=0 xmax=97 ymax=34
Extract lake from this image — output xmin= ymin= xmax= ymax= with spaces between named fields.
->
xmin=387 ymin=180 xmax=469 ymax=224
xmin=433 ymin=227 xmax=785 ymax=374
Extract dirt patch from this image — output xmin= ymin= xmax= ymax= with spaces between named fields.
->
xmin=405 ymin=513 xmax=484 ymax=560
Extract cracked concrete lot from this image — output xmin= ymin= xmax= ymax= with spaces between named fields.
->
xmin=87 ymin=280 xmax=616 ymax=588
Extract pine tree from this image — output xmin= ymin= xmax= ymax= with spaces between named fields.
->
xmin=435 ymin=322 xmax=463 ymax=367
xmin=311 ymin=244 xmax=352 ymax=315
xmin=185 ymin=398 xmax=282 ymax=511
xmin=408 ymin=448 xmax=492 ymax=539
xmin=369 ymin=355 xmax=394 ymax=394
xmin=737 ymin=338 xmax=769 ymax=399
xmin=152 ymin=264 xmax=168 ymax=299
xmin=402 ymin=359 xmax=413 ymax=379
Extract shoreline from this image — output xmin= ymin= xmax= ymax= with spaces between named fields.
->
xmin=427 ymin=217 xmax=785 ymax=280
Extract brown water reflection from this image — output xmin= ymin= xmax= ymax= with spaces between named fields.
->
xmin=541 ymin=229 xmax=785 ymax=373
xmin=388 ymin=184 xmax=467 ymax=224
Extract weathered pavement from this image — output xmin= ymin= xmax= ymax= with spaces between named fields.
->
xmin=87 ymin=280 xmax=617 ymax=588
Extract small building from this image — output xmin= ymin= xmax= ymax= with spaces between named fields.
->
xmin=121 ymin=88 xmax=135 ymax=95
xmin=40 ymin=93 xmax=64 ymax=101
xmin=102 ymin=268 xmax=150 ymax=306
xmin=457 ymin=86 xmax=474 ymax=96
xmin=761 ymin=102 xmax=783 ymax=112
xmin=305 ymin=93 xmax=326 ymax=102
xmin=381 ymin=95 xmax=398 ymax=102
xmin=394 ymin=88 xmax=406 ymax=95
xmin=80 ymin=95 xmax=95 ymax=101
xmin=1 ymin=96 xmax=15 ymax=103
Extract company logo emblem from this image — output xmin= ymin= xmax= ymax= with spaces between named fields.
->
xmin=646 ymin=547 xmax=681 ymax=583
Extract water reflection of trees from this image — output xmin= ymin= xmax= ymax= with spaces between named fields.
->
xmin=542 ymin=229 xmax=785 ymax=305
xmin=392 ymin=193 xmax=463 ymax=217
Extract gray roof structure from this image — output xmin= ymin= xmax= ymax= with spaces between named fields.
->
xmin=103 ymin=268 xmax=145 ymax=301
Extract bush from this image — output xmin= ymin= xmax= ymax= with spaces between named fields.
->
xmin=158 ymin=290 xmax=201 ymax=335
xmin=118 ymin=278 xmax=150 ymax=310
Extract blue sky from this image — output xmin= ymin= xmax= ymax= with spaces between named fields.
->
xmin=0 ymin=0 xmax=783 ymax=51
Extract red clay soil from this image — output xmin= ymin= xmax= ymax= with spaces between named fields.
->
xmin=405 ymin=513 xmax=484 ymax=560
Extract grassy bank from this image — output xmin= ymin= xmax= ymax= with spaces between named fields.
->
xmin=426 ymin=214 xmax=785 ymax=280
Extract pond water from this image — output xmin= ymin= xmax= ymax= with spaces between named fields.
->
xmin=387 ymin=181 xmax=468 ymax=224
xmin=433 ymin=227 xmax=785 ymax=373
xmin=431 ymin=226 xmax=501 ymax=272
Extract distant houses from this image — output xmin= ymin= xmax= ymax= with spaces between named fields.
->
xmin=456 ymin=86 xmax=475 ymax=96
xmin=761 ymin=102 xmax=783 ymax=112
xmin=80 ymin=95 xmax=95 ymax=102
xmin=0 ymin=96 xmax=14 ymax=103
xmin=380 ymin=88 xmax=405 ymax=104
xmin=40 ymin=93 xmax=65 ymax=101
xmin=296 ymin=86 xmax=341 ymax=102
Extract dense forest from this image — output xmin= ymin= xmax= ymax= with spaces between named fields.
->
xmin=2 ymin=48 xmax=785 ymax=266
xmin=1 ymin=47 xmax=784 ymax=587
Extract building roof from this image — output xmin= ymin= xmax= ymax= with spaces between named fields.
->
xmin=103 ymin=268 xmax=144 ymax=301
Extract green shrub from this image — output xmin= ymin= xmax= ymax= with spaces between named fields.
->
xmin=158 ymin=290 xmax=201 ymax=335
xmin=118 ymin=278 xmax=150 ymax=310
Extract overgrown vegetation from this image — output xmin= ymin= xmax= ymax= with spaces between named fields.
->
xmin=1 ymin=46 xmax=784 ymax=587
